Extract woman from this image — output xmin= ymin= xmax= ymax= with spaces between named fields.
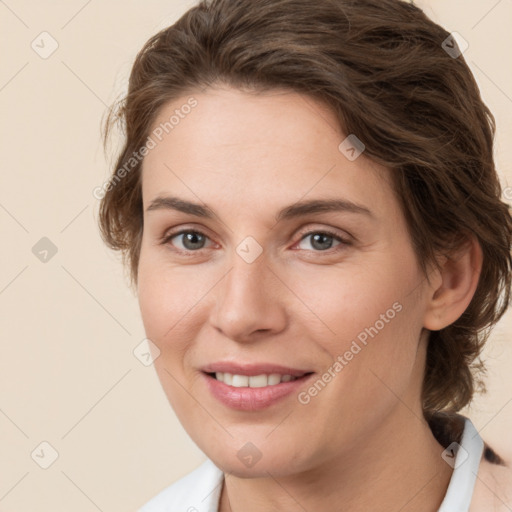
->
xmin=98 ymin=0 xmax=512 ymax=509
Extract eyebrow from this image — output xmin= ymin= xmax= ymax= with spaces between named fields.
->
xmin=146 ymin=196 xmax=374 ymax=222
xmin=275 ymin=198 xmax=373 ymax=222
xmin=146 ymin=196 xmax=215 ymax=218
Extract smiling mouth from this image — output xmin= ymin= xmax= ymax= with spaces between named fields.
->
xmin=206 ymin=371 xmax=314 ymax=388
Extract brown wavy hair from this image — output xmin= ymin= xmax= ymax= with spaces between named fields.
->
xmin=98 ymin=0 xmax=512 ymax=422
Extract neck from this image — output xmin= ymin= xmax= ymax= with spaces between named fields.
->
xmin=219 ymin=407 xmax=453 ymax=512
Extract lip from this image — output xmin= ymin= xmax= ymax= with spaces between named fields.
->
xmin=200 ymin=362 xmax=315 ymax=411
xmin=200 ymin=362 xmax=312 ymax=377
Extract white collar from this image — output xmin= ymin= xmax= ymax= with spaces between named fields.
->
xmin=438 ymin=416 xmax=484 ymax=511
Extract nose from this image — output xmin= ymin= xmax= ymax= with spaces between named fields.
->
xmin=210 ymin=255 xmax=288 ymax=342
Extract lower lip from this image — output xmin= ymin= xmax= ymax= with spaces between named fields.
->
xmin=203 ymin=372 xmax=314 ymax=411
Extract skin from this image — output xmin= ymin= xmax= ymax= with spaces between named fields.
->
xmin=137 ymin=85 xmax=484 ymax=511
xmin=471 ymin=459 xmax=512 ymax=510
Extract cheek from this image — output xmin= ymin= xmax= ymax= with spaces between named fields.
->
xmin=136 ymin=244 xmax=219 ymax=361
xmin=289 ymin=249 xmax=421 ymax=348
xmin=136 ymin=252 xmax=207 ymax=414
xmin=296 ymin=248 xmax=424 ymax=396
xmin=137 ymin=246 xmax=193 ymax=345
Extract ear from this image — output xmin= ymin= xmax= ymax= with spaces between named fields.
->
xmin=423 ymin=235 xmax=483 ymax=331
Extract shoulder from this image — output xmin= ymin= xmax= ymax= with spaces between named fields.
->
xmin=137 ymin=458 xmax=224 ymax=512
xmin=470 ymin=448 xmax=512 ymax=512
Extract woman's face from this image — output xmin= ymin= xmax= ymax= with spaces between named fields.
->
xmin=138 ymin=86 xmax=436 ymax=477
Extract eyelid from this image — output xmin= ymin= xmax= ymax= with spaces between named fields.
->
xmin=159 ymin=221 xmax=213 ymax=239
xmin=294 ymin=225 xmax=352 ymax=243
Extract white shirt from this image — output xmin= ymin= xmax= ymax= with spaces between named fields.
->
xmin=138 ymin=416 xmax=484 ymax=512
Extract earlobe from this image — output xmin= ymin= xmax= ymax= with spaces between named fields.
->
xmin=423 ymin=235 xmax=483 ymax=331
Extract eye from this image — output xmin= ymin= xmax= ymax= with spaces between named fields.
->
xmin=160 ymin=228 xmax=350 ymax=254
xmin=295 ymin=230 xmax=348 ymax=252
xmin=162 ymin=230 xmax=213 ymax=252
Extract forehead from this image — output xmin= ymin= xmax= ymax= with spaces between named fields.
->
xmin=141 ymin=86 xmax=396 ymax=219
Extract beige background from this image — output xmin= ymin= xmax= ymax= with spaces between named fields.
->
xmin=1 ymin=0 xmax=511 ymax=510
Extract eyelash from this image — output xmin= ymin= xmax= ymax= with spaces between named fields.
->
xmin=159 ymin=228 xmax=351 ymax=255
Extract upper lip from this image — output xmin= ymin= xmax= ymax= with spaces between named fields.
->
xmin=201 ymin=362 xmax=313 ymax=377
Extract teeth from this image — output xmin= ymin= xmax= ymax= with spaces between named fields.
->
xmin=214 ymin=372 xmax=298 ymax=387
xmin=248 ymin=375 xmax=267 ymax=388
xmin=232 ymin=374 xmax=249 ymax=387
xmin=267 ymin=374 xmax=281 ymax=386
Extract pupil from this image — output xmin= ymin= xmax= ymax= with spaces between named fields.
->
xmin=183 ymin=232 xmax=204 ymax=249
xmin=312 ymin=233 xmax=333 ymax=250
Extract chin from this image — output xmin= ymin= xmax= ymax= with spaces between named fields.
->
xmin=211 ymin=453 xmax=300 ymax=478
xmin=196 ymin=434 xmax=312 ymax=478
